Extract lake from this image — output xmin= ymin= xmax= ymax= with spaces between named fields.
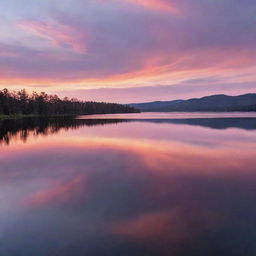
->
xmin=1 ymin=113 xmax=256 ymax=255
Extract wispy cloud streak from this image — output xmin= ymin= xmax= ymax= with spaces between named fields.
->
xmin=19 ymin=20 xmax=88 ymax=53
xmin=0 ymin=0 xmax=255 ymax=101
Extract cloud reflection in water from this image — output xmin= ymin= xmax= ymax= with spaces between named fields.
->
xmin=0 ymin=116 xmax=256 ymax=255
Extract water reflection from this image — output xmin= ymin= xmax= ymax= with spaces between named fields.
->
xmin=1 ymin=115 xmax=256 ymax=145
xmin=1 ymin=114 xmax=256 ymax=255
xmin=0 ymin=117 xmax=126 ymax=145
xmin=139 ymin=118 xmax=256 ymax=130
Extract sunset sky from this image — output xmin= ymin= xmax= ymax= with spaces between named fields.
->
xmin=0 ymin=0 xmax=255 ymax=103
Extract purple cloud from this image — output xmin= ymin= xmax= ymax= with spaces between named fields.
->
xmin=0 ymin=0 xmax=255 ymax=100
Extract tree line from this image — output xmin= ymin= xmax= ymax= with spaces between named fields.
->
xmin=0 ymin=89 xmax=139 ymax=116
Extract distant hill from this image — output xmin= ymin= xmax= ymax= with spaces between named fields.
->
xmin=129 ymin=94 xmax=256 ymax=112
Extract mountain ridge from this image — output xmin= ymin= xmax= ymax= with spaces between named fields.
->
xmin=129 ymin=93 xmax=256 ymax=112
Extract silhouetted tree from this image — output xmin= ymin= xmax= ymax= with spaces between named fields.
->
xmin=0 ymin=89 xmax=139 ymax=117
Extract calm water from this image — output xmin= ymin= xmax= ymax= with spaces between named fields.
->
xmin=1 ymin=113 xmax=256 ymax=255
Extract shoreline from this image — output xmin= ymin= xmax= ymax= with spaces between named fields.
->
xmin=0 ymin=114 xmax=76 ymax=121
xmin=0 ymin=112 xmax=139 ymax=121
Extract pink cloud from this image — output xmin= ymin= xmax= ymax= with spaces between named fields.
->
xmin=126 ymin=0 xmax=179 ymax=13
xmin=0 ymin=45 xmax=21 ymax=57
xmin=19 ymin=20 xmax=88 ymax=54
xmin=111 ymin=211 xmax=173 ymax=240
xmin=0 ymin=0 xmax=254 ymax=101
xmin=24 ymin=176 xmax=86 ymax=207
xmin=110 ymin=209 xmax=218 ymax=245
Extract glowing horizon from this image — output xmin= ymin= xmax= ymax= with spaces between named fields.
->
xmin=1 ymin=0 xmax=256 ymax=103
